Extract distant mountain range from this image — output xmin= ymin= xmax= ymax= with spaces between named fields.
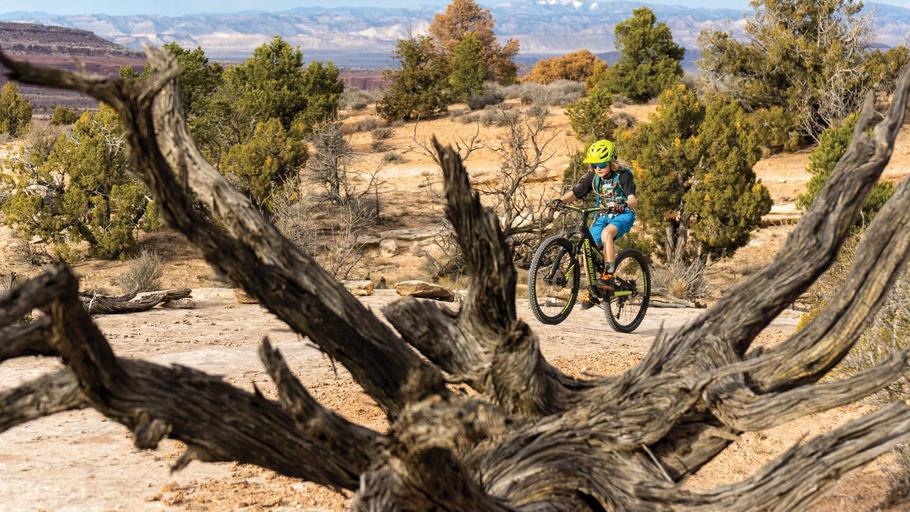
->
xmin=1 ymin=1 xmax=909 ymax=67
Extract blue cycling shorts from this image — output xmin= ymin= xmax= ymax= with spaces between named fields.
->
xmin=590 ymin=211 xmax=635 ymax=246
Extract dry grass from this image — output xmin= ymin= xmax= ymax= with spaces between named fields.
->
xmin=652 ymin=259 xmax=708 ymax=301
xmin=118 ymin=250 xmax=163 ymax=293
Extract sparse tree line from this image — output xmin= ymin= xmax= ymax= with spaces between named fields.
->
xmin=0 ymin=0 xmax=905 ymax=277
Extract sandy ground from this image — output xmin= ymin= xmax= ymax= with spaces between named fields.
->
xmin=2 ymin=101 xmax=910 ymax=511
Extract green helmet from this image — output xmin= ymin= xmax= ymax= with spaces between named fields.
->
xmin=582 ymin=139 xmax=617 ymax=164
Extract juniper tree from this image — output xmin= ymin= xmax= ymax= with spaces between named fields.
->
xmin=0 ymin=82 xmax=31 ymax=137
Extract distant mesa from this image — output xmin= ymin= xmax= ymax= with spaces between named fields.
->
xmin=0 ymin=22 xmax=146 ymax=111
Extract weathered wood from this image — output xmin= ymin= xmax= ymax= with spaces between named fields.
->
xmin=0 ymin=315 xmax=55 ymax=362
xmin=79 ymin=288 xmax=192 ymax=315
xmin=0 ymin=369 xmax=86 ymax=433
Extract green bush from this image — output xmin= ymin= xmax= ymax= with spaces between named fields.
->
xmin=600 ymin=7 xmax=684 ymax=102
xmin=449 ymin=34 xmax=486 ymax=102
xmin=215 ymin=37 xmax=342 ymax=143
xmin=0 ymin=83 xmax=32 ymax=137
xmin=620 ymin=84 xmax=771 ymax=260
xmin=566 ymin=86 xmax=616 ymax=141
xmin=748 ymin=107 xmax=802 ymax=156
xmin=1 ymin=106 xmax=156 ymax=260
xmin=797 ymin=114 xmax=894 ymax=223
xmin=50 ymin=106 xmax=81 ymax=126
xmin=377 ymin=36 xmax=450 ymax=121
xmin=219 ymin=118 xmax=308 ymax=214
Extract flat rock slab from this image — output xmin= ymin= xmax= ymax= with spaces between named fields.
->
xmin=394 ymin=280 xmax=455 ymax=302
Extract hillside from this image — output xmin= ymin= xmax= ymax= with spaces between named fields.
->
xmin=0 ymin=22 xmax=145 ymax=111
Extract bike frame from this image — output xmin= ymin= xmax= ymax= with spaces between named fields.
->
xmin=554 ymin=204 xmax=634 ymax=299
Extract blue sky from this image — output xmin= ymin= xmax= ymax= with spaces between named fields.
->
xmin=1 ymin=0 xmax=908 ymax=15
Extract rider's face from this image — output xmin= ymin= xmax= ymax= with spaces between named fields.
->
xmin=592 ymin=161 xmax=615 ymax=178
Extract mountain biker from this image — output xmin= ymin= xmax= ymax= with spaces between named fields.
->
xmin=549 ymin=139 xmax=637 ymax=309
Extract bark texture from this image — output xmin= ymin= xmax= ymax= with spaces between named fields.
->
xmin=2 ymin=47 xmax=910 ymax=510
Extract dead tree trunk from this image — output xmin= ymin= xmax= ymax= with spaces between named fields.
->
xmin=3 ymin=47 xmax=910 ymax=510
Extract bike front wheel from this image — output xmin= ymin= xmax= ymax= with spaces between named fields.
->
xmin=528 ymin=236 xmax=580 ymax=325
xmin=605 ymin=248 xmax=651 ymax=333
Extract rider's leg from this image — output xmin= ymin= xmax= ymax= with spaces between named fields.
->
xmin=601 ymin=224 xmax=619 ymax=273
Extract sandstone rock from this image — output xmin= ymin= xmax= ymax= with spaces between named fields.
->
xmin=379 ymin=238 xmax=398 ymax=258
xmin=233 ymin=288 xmax=257 ymax=304
xmin=344 ymin=280 xmax=375 ymax=296
xmin=394 ymin=280 xmax=455 ymax=302
xmin=162 ymin=298 xmax=197 ymax=309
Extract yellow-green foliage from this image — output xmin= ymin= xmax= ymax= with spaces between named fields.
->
xmin=600 ymin=7 xmax=684 ymax=102
xmin=566 ymin=86 xmax=616 ymax=141
xmin=0 ymin=83 xmax=32 ymax=137
xmin=797 ymin=114 xmax=895 ymax=222
xmin=220 ymin=118 xmax=308 ymax=213
xmin=1 ymin=106 xmax=156 ymax=260
xmin=621 ymin=84 xmax=771 ymax=259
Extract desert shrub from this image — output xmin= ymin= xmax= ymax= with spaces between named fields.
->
xmin=377 ymin=36 xmax=450 ymax=121
xmin=370 ymin=127 xmax=393 ymax=151
xmin=271 ymin=188 xmax=368 ymax=280
xmin=611 ymin=111 xmax=636 ymax=131
xmin=346 ymin=116 xmax=381 ymax=133
xmin=620 ymin=84 xmax=771 ymax=261
xmin=0 ymin=83 xmax=32 ymax=137
xmin=797 ymin=113 xmax=894 ymax=223
xmin=652 ymin=259 xmax=707 ymax=301
xmin=340 ymin=88 xmax=381 ymax=111
xmin=481 ymin=106 xmax=519 ymax=127
xmin=382 ymin=151 xmax=405 ymax=164
xmin=449 ymin=33 xmax=486 ymax=101
xmin=699 ymin=0 xmax=893 ymax=143
xmin=1 ymin=105 xmax=156 ymax=260
xmin=459 ymin=113 xmax=481 ymax=124
xmin=527 ymin=105 xmax=549 ymax=118
xmin=523 ymin=50 xmax=605 ymax=84
xmin=429 ymin=0 xmax=519 ymax=84
xmin=219 ymin=118 xmax=308 ymax=214
xmin=50 ymin=106 xmax=81 ymax=126
xmin=467 ymin=89 xmax=504 ymax=110
xmin=118 ymin=250 xmax=163 ymax=293
xmin=505 ymin=81 xmax=584 ymax=107
xmin=567 ymin=85 xmax=616 ymax=141
xmin=371 ymin=127 xmax=393 ymax=141
xmin=600 ymin=7 xmax=684 ymax=102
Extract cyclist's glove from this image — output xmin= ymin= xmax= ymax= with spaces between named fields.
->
xmin=548 ymin=199 xmax=564 ymax=210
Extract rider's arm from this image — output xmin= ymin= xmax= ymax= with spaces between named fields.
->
xmin=559 ymin=188 xmax=578 ymax=204
xmin=561 ymin=171 xmax=594 ymax=204
xmin=620 ymin=170 xmax=637 ymax=209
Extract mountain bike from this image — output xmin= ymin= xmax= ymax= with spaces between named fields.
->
xmin=528 ymin=203 xmax=650 ymax=332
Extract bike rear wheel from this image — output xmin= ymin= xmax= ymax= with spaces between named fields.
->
xmin=605 ymin=248 xmax=650 ymax=333
xmin=528 ymin=236 xmax=580 ymax=325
